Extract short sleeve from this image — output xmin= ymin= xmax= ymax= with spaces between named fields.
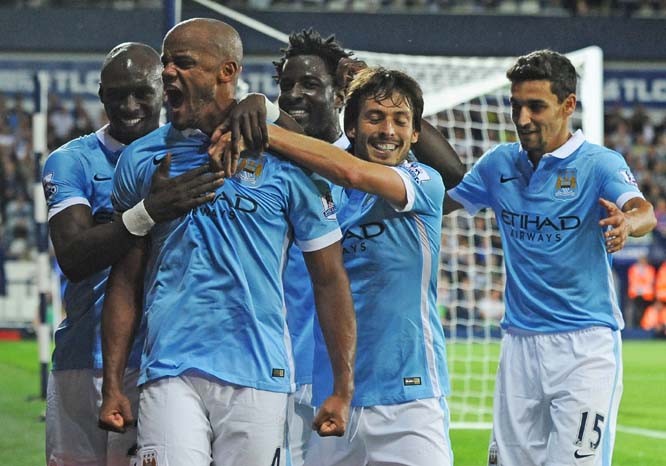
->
xmin=597 ymin=150 xmax=644 ymax=209
xmin=42 ymin=148 xmax=90 ymax=221
xmin=447 ymin=150 xmax=494 ymax=215
xmin=286 ymin=168 xmax=342 ymax=252
xmin=389 ymin=162 xmax=444 ymax=215
xmin=112 ymin=148 xmax=144 ymax=213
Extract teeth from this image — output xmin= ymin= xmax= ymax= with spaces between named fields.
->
xmin=374 ymin=143 xmax=397 ymax=151
xmin=288 ymin=110 xmax=307 ymax=117
xmin=123 ymin=118 xmax=142 ymax=126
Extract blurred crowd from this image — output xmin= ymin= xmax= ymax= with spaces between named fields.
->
xmin=0 ymin=92 xmax=104 ymax=260
xmin=5 ymin=0 xmax=666 ymax=16
xmin=2 ymin=91 xmax=666 ymax=334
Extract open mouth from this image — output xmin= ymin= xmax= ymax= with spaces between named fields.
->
xmin=166 ymin=87 xmax=185 ymax=109
xmin=121 ymin=117 xmax=143 ymax=127
xmin=371 ymin=141 xmax=399 ymax=153
xmin=286 ymin=109 xmax=308 ymax=120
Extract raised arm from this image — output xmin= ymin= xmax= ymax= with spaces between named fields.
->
xmin=98 ymin=238 xmax=147 ymax=433
xmin=303 ymin=241 xmax=356 ymax=437
xmin=267 ymin=125 xmax=409 ymax=208
xmin=411 ymin=119 xmax=465 ymax=191
xmin=49 ymin=156 xmax=223 ymax=282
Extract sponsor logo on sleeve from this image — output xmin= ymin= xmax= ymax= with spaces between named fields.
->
xmin=42 ymin=172 xmax=57 ymax=203
xmin=404 ymin=163 xmax=431 ymax=184
xmin=619 ymin=168 xmax=638 ymax=187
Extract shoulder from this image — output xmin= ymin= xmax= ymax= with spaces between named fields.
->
xmin=396 ymin=160 xmax=443 ymax=186
xmin=44 ymin=133 xmax=97 ymax=166
xmin=479 ymin=142 xmax=520 ymax=166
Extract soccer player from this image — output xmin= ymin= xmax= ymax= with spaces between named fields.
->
xmin=98 ymin=18 xmax=356 ymax=466
xmin=238 ymin=67 xmax=452 ymax=466
xmin=214 ymin=29 xmax=464 ymax=465
xmin=444 ymin=50 xmax=657 ymax=466
xmin=42 ymin=42 xmax=222 ymax=466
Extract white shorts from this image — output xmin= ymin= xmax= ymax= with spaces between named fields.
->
xmin=305 ymin=397 xmax=452 ymax=466
xmin=491 ymin=327 xmax=623 ymax=466
xmin=288 ymin=384 xmax=316 ymax=466
xmin=46 ymin=368 xmax=140 ymax=466
xmin=137 ymin=372 xmax=288 ymax=466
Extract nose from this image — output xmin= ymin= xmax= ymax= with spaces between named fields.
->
xmin=283 ymin=83 xmax=304 ymax=101
xmin=515 ymin=106 xmax=531 ymax=128
xmin=120 ymin=94 xmax=140 ymax=113
xmin=378 ymin=119 xmax=396 ymax=137
xmin=162 ymin=63 xmax=176 ymax=83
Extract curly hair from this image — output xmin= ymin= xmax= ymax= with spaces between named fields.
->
xmin=273 ymin=28 xmax=352 ymax=85
xmin=506 ymin=49 xmax=577 ymax=103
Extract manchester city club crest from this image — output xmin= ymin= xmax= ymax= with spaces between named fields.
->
xmin=554 ymin=168 xmax=578 ymax=199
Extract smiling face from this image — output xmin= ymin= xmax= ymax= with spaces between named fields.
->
xmin=347 ymin=92 xmax=419 ymax=166
xmin=99 ymin=48 xmax=163 ymax=145
xmin=510 ymin=79 xmax=576 ymax=161
xmin=277 ymin=54 xmax=342 ymax=143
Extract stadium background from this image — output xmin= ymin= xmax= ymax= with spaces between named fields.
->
xmin=0 ymin=1 xmax=665 ymax=465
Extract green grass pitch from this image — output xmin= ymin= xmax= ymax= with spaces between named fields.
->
xmin=1 ymin=340 xmax=664 ymax=465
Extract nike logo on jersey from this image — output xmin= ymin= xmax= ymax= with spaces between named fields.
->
xmin=500 ymin=175 xmax=519 ymax=183
xmin=574 ymin=450 xmax=594 ymax=459
xmin=93 ymin=174 xmax=112 ymax=181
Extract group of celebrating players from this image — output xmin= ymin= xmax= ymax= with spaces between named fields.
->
xmin=41 ymin=16 xmax=656 ymax=466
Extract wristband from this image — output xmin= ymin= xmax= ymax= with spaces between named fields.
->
xmin=262 ymin=94 xmax=281 ymax=123
xmin=121 ymin=200 xmax=156 ymax=237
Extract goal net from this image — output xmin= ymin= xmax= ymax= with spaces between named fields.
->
xmin=357 ymin=47 xmax=603 ymax=428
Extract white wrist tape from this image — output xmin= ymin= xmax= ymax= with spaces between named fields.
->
xmin=121 ymin=200 xmax=156 ymax=237
xmin=263 ymin=95 xmax=281 ymax=123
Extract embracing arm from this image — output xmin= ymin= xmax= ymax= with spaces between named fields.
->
xmin=49 ymin=156 xmax=222 ymax=282
xmin=98 ymin=239 xmax=147 ymax=433
xmin=412 ymin=119 xmax=465 ymax=191
xmin=303 ymin=241 xmax=356 ymax=437
xmin=268 ymin=125 xmax=409 ymax=207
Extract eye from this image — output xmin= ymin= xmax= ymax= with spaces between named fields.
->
xmin=279 ymin=80 xmax=293 ymax=92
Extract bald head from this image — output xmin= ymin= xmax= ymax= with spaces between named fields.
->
xmin=101 ymin=42 xmax=162 ymax=86
xmin=164 ymin=18 xmax=243 ymax=65
xmin=99 ymin=42 xmax=163 ymax=144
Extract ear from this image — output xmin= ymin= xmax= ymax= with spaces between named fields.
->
xmin=411 ymin=130 xmax=420 ymax=144
xmin=218 ymin=61 xmax=240 ymax=83
xmin=562 ymin=93 xmax=576 ymax=117
xmin=98 ymin=84 xmax=104 ymax=102
xmin=346 ymin=126 xmax=356 ymax=140
xmin=334 ymin=88 xmax=345 ymax=110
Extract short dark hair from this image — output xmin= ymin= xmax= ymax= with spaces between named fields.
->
xmin=506 ymin=49 xmax=577 ymax=102
xmin=273 ymin=28 xmax=352 ymax=84
xmin=344 ymin=67 xmax=424 ymax=134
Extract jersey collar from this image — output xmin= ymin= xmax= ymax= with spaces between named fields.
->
xmin=548 ymin=129 xmax=585 ymax=159
xmin=95 ymin=124 xmax=125 ymax=163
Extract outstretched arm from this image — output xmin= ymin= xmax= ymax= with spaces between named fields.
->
xmin=303 ymin=242 xmax=356 ymax=437
xmin=98 ymin=239 xmax=147 ymax=433
xmin=412 ymin=119 xmax=465 ymax=191
xmin=267 ymin=125 xmax=409 ymax=208
xmin=599 ymin=197 xmax=657 ymax=253
xmin=49 ymin=155 xmax=223 ymax=282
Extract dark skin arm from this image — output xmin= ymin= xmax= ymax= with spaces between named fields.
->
xmin=49 ymin=155 xmax=223 ymax=282
xmin=303 ymin=241 xmax=356 ymax=437
xmin=98 ymin=239 xmax=147 ymax=433
xmin=411 ymin=119 xmax=466 ymax=191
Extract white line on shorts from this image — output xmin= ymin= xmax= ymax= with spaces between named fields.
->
xmin=617 ymin=425 xmax=666 ymax=439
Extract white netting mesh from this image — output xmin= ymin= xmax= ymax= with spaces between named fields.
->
xmin=357 ymin=48 xmax=602 ymax=427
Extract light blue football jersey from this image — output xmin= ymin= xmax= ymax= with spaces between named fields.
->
xmin=311 ymin=160 xmax=451 ymax=407
xmin=283 ymin=134 xmax=349 ymax=389
xmin=448 ymin=130 xmax=643 ymax=333
xmin=42 ymin=126 xmax=143 ymax=370
xmin=113 ymin=124 xmax=342 ymax=392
